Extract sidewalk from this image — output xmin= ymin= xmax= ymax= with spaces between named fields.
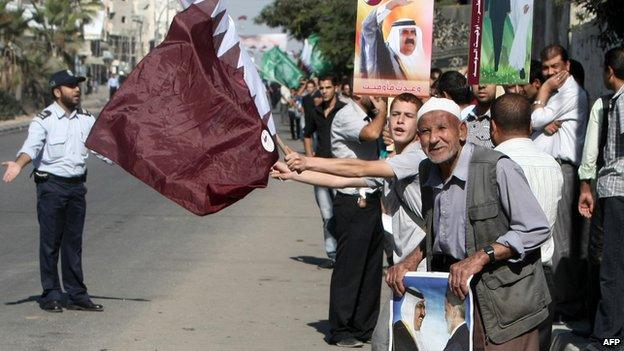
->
xmin=0 ymin=86 xmax=110 ymax=135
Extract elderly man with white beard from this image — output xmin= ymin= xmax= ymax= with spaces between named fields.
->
xmin=405 ymin=97 xmax=551 ymax=351
xmin=360 ymin=0 xmax=428 ymax=81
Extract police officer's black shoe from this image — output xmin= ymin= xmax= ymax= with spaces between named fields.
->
xmin=66 ymin=300 xmax=103 ymax=312
xmin=39 ymin=300 xmax=63 ymax=313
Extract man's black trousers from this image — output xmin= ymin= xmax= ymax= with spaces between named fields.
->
xmin=593 ymin=196 xmax=624 ymax=339
xmin=329 ymin=192 xmax=383 ymax=342
xmin=37 ymin=177 xmax=89 ymax=303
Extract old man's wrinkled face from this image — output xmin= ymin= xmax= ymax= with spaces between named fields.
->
xmin=417 ymin=111 xmax=466 ymax=165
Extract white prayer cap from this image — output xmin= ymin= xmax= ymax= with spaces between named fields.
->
xmin=417 ymin=97 xmax=461 ymax=120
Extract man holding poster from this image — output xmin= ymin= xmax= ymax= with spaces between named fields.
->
xmin=386 ymin=97 xmax=552 ymax=350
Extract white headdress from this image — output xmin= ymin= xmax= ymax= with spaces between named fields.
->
xmin=417 ymin=97 xmax=461 ymax=120
xmin=387 ymin=18 xmax=425 ymax=80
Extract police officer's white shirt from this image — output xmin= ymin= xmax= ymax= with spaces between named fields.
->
xmin=107 ymin=76 xmax=119 ymax=89
xmin=18 ymin=102 xmax=95 ymax=178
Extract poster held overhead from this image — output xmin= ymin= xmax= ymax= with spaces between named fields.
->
xmin=468 ymin=0 xmax=534 ymax=85
xmin=353 ymin=0 xmax=434 ymax=97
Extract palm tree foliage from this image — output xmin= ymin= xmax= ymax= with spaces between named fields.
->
xmin=0 ymin=0 xmax=101 ymax=115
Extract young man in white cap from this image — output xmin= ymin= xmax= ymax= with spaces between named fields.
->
xmin=394 ymin=96 xmax=551 ymax=350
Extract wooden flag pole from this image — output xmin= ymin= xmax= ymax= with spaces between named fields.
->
xmin=275 ymin=134 xmax=295 ymax=156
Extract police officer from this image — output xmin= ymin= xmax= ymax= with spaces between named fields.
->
xmin=2 ymin=70 xmax=103 ymax=312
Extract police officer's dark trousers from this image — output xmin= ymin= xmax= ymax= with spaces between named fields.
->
xmin=36 ymin=176 xmax=88 ymax=303
xmin=329 ymin=192 xmax=383 ymax=343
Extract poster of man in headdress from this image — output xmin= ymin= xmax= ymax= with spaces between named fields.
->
xmin=390 ymin=272 xmax=473 ymax=351
xmin=468 ymin=0 xmax=534 ymax=85
xmin=354 ymin=0 xmax=434 ymax=97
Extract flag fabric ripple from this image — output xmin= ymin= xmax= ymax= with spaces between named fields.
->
xmin=86 ymin=0 xmax=278 ymax=216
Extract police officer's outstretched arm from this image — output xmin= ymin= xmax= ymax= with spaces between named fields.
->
xmin=3 ymin=113 xmax=46 ymax=183
xmin=2 ymin=153 xmax=32 ymax=183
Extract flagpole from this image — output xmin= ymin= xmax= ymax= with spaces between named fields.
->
xmin=275 ymin=134 xmax=294 ymax=156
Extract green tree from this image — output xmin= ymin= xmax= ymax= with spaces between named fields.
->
xmin=256 ymin=0 xmax=464 ymax=77
xmin=256 ymin=0 xmax=355 ymax=77
xmin=570 ymin=0 xmax=624 ymax=47
xmin=0 ymin=0 xmax=100 ymax=113
xmin=29 ymin=0 xmax=102 ymax=68
xmin=0 ymin=0 xmax=31 ymax=104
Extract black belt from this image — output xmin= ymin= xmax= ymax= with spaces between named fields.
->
xmin=335 ymin=191 xmax=381 ymax=199
xmin=431 ymin=254 xmax=460 ymax=273
xmin=556 ymin=158 xmax=576 ymax=167
xmin=33 ymin=170 xmax=87 ymax=184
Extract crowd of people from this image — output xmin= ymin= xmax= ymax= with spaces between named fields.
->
xmin=270 ymin=44 xmax=624 ymax=351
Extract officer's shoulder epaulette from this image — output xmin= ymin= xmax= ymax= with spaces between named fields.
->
xmin=77 ymin=108 xmax=94 ymax=117
xmin=36 ymin=110 xmax=52 ymax=120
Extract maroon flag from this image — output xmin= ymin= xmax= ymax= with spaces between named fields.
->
xmin=86 ymin=0 xmax=278 ymax=216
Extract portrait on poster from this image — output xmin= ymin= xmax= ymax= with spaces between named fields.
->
xmin=353 ymin=0 xmax=434 ymax=97
xmin=389 ymin=272 xmax=474 ymax=351
xmin=469 ymin=0 xmax=534 ymax=85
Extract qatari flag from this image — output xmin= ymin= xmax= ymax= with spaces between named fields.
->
xmin=86 ymin=0 xmax=278 ymax=216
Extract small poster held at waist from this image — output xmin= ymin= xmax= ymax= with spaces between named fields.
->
xmin=390 ymin=272 xmax=474 ymax=351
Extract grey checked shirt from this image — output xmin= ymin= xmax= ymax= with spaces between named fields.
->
xmin=465 ymin=107 xmax=494 ymax=148
xmin=597 ymin=85 xmax=624 ymax=198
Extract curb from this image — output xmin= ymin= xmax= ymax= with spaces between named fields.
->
xmin=0 ymin=97 xmax=107 ymax=136
xmin=0 ymin=119 xmax=31 ymax=136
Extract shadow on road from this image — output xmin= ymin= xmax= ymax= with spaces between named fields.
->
xmin=290 ymin=256 xmax=332 ymax=267
xmin=307 ymin=319 xmax=331 ymax=342
xmin=5 ymin=294 xmax=150 ymax=305
xmin=4 ymin=295 xmax=39 ymax=305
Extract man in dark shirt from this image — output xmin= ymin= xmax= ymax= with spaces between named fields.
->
xmin=304 ymin=77 xmax=347 ymax=158
xmin=301 ymin=80 xmax=318 ymax=137
xmin=302 ymin=76 xmax=347 ymax=268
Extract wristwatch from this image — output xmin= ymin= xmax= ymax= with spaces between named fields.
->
xmin=483 ymin=245 xmax=496 ymax=264
xmin=533 ymin=100 xmax=544 ymax=106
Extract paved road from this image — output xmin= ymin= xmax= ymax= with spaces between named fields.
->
xmin=0 ymin=126 xmax=360 ymax=350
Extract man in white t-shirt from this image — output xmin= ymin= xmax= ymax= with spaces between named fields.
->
xmin=107 ymin=73 xmax=119 ymax=99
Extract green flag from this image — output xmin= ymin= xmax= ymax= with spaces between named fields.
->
xmin=261 ymin=46 xmax=304 ymax=89
xmin=307 ymin=34 xmax=332 ymax=76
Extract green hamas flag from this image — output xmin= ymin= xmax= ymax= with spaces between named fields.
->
xmin=261 ymin=46 xmax=304 ymax=89
xmin=303 ymin=34 xmax=332 ymax=76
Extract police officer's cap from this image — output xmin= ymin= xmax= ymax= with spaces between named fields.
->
xmin=49 ymin=70 xmax=86 ymax=89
